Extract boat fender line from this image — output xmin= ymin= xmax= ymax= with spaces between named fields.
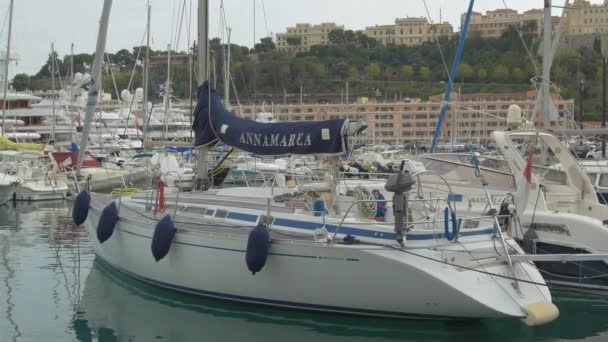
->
xmin=444 ymin=207 xmax=458 ymax=241
xmin=522 ymin=302 xmax=559 ymax=326
xmin=246 ymin=223 xmax=271 ymax=275
xmin=151 ymin=215 xmax=176 ymax=262
xmin=72 ymin=191 xmax=90 ymax=225
xmin=97 ymin=202 xmax=119 ymax=243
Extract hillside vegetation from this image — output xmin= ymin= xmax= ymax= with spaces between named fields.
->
xmin=12 ymin=26 xmax=605 ymax=118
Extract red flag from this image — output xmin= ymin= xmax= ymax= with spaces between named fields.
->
xmin=76 ymin=114 xmax=81 ymax=127
xmin=523 ymin=143 xmax=534 ymax=184
xmin=135 ymin=120 xmax=140 ymax=138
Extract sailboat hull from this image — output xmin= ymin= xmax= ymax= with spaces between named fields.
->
xmin=85 ymin=202 xmax=551 ymax=321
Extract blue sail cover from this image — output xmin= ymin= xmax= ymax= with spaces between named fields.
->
xmin=193 ymin=81 xmax=350 ymax=156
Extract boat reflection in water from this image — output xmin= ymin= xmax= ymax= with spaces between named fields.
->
xmin=74 ymin=260 xmax=608 ymax=342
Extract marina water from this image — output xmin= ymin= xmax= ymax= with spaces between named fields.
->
xmin=0 ymin=200 xmax=607 ymax=342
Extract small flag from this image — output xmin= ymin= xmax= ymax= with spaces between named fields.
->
xmin=523 ymin=143 xmax=534 ymax=184
xmin=135 ymin=120 xmax=140 ymax=138
xmin=76 ymin=114 xmax=81 ymax=127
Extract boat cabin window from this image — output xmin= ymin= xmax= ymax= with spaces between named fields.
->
xmin=588 ymin=173 xmax=598 ymax=186
xmin=599 ymin=174 xmax=608 ymax=188
xmin=215 ymin=209 xmax=228 ymax=218
xmin=510 ymin=136 xmax=568 ymax=186
xmin=259 ymin=215 xmax=275 ymax=226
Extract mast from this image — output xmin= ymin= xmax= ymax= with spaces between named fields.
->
xmin=163 ymin=43 xmax=172 ymax=140
xmin=51 ymin=42 xmax=56 ymax=142
xmin=224 ymin=27 xmax=231 ymax=110
xmin=430 ymin=0 xmax=474 ymax=153
xmin=188 ymin=0 xmax=193 ymax=141
xmin=196 ymin=0 xmax=209 ymax=188
xmin=541 ymin=0 xmax=552 ymax=128
xmin=142 ymin=2 xmax=151 ymax=147
xmin=70 ymin=43 xmax=74 ymax=142
xmin=2 ymin=0 xmax=15 ymax=134
xmin=76 ymin=0 xmax=113 ymax=177
xmin=345 ymin=81 xmax=349 ymax=117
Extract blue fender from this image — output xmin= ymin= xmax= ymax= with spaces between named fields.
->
xmin=151 ymin=215 xmax=176 ymax=262
xmin=246 ymin=224 xmax=270 ymax=275
xmin=72 ymin=191 xmax=90 ymax=225
xmin=97 ymin=202 xmax=119 ymax=243
xmin=444 ymin=207 xmax=458 ymax=241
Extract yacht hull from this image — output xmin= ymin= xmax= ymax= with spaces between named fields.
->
xmin=85 ymin=202 xmax=552 ymax=321
xmin=0 ymin=183 xmax=18 ymax=205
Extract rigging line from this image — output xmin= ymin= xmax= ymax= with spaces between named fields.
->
xmin=122 ymin=26 xmax=148 ymax=136
xmin=221 ymin=0 xmax=229 ymax=34
xmin=51 ymin=50 xmax=65 ymax=91
xmin=0 ymin=6 xmax=9 ymax=40
xmin=174 ymin=0 xmax=188 ymax=52
xmin=421 ymin=0 xmax=451 ymax=85
xmin=104 ymin=53 xmax=121 ymax=105
xmin=427 ymin=98 xmax=507 ymax=121
xmin=217 ymin=0 xmax=226 ymax=41
xmin=169 ymin=0 xmax=178 ymax=54
xmin=186 ymin=0 xmax=193 ymax=53
xmin=501 ymin=0 xmax=540 ymax=76
xmin=261 ymin=0 xmax=270 ymax=37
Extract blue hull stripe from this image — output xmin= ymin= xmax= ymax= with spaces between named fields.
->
xmin=125 ymin=200 xmax=494 ymax=241
xmin=94 ymin=255 xmax=473 ymax=320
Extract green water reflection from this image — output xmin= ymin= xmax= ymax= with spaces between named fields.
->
xmin=0 ymin=201 xmax=607 ymax=342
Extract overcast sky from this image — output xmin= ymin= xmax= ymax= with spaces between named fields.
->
xmin=1 ymin=0 xmax=573 ymax=76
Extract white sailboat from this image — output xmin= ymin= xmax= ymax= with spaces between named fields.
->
xmin=79 ymin=82 xmax=557 ymax=324
xmin=72 ymin=0 xmax=560 ymax=325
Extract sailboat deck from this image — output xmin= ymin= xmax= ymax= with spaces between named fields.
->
xmin=90 ymin=192 xmax=316 ymax=242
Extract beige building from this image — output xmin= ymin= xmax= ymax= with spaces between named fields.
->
xmin=276 ymin=23 xmax=343 ymax=53
xmin=365 ymin=17 xmax=454 ymax=47
xmin=566 ymin=0 xmax=608 ymax=34
xmin=464 ymin=8 xmax=560 ymax=38
xmin=233 ymin=91 xmax=574 ymax=144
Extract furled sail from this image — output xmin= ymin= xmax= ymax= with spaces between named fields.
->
xmin=193 ymin=81 xmax=365 ymax=156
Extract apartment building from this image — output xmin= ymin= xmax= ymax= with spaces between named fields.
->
xmin=276 ymin=23 xmax=343 ymax=53
xmin=464 ymin=8 xmax=560 ymax=38
xmin=365 ymin=17 xmax=454 ymax=47
xmin=566 ymin=0 xmax=608 ymax=34
xmin=233 ymin=91 xmax=574 ymax=145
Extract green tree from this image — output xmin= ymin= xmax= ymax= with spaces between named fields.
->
xmin=511 ymin=67 xmax=526 ymax=82
xmin=308 ymin=62 xmax=327 ymax=79
xmin=348 ymin=66 xmax=358 ymax=79
xmin=401 ymin=65 xmax=414 ymax=79
xmin=383 ymin=66 xmax=394 ymax=80
xmin=364 ymin=62 xmax=381 ymax=79
xmin=456 ymin=63 xmax=473 ymax=82
xmin=477 ymin=67 xmax=488 ymax=80
xmin=11 ymin=73 xmax=31 ymax=91
xmin=419 ymin=66 xmax=432 ymax=81
xmin=492 ymin=64 xmax=509 ymax=81
xmin=254 ymin=37 xmax=276 ymax=53
xmin=328 ymin=29 xmax=345 ymax=45
xmin=286 ymin=37 xmax=302 ymax=46
xmin=113 ymin=48 xmax=135 ymax=67
xmin=355 ymin=31 xmax=377 ymax=48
